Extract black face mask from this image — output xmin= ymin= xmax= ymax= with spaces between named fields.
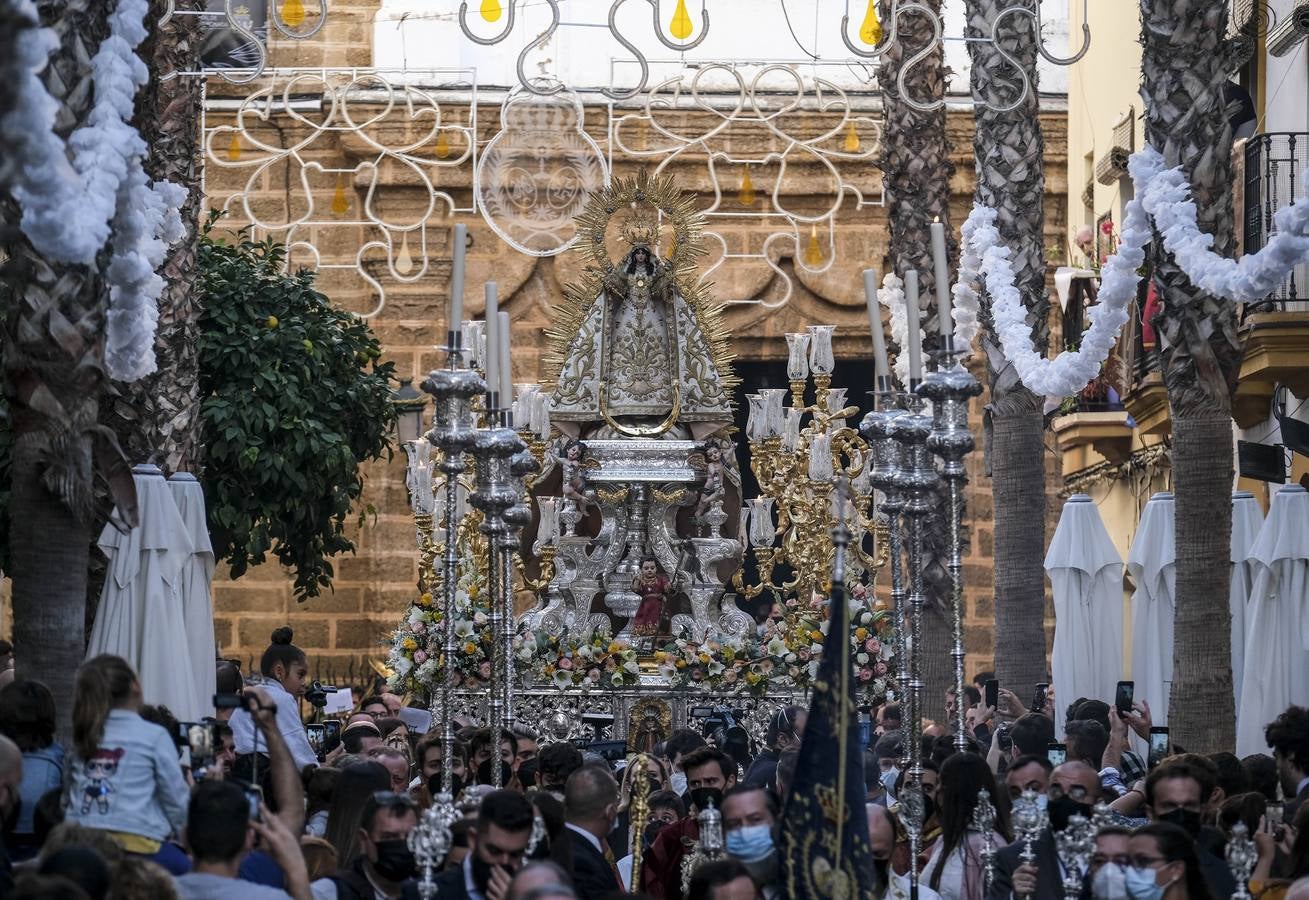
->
xmin=1048 ymin=796 xmax=1093 ymax=832
xmin=921 ymin=793 xmax=936 ymax=825
xmin=371 ymin=838 xmax=417 ymax=882
xmin=1157 ymin=807 xmax=1203 ymax=838
xmin=644 ymin=821 xmax=668 ymax=848
xmin=427 ymin=772 xmax=464 ymax=800
xmin=690 ymin=787 xmax=724 ymax=813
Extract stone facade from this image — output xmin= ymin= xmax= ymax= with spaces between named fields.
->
xmin=199 ymin=5 xmax=1069 ymax=683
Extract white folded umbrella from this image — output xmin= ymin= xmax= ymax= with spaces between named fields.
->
xmin=1046 ymin=494 xmax=1124 ymax=738
xmin=168 ymin=473 xmax=218 ymax=721
xmin=1129 ymin=492 xmax=1176 ymax=728
xmin=1236 ymin=484 xmax=1309 ymax=757
xmin=87 ymin=464 xmax=205 ymax=720
xmin=1229 ymin=490 xmax=1264 ymax=705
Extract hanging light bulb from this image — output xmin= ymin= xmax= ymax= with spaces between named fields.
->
xmin=859 ymin=0 xmax=883 ymax=45
xmin=396 ymin=233 xmax=414 ymax=275
xmin=843 ymin=121 xmax=861 ymax=153
xmin=280 ymin=0 xmax=306 ymax=28
xmin=804 ymin=224 xmax=824 ymax=266
xmin=737 ymin=164 xmax=756 ymax=206
xmin=331 ymin=176 xmax=349 ymax=217
xmin=435 ymin=130 xmax=451 ymax=159
xmin=226 ymin=133 xmax=242 ymax=161
xmin=669 ymin=0 xmax=694 ymax=40
xmin=480 ymin=0 xmax=502 ymax=23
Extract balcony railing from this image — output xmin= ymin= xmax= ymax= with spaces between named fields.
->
xmin=1244 ymin=133 xmax=1307 ymax=311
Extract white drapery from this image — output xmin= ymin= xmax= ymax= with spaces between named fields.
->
xmin=1236 ymin=485 xmax=1309 ymax=757
xmin=1229 ymin=491 xmax=1264 ymax=706
xmin=1046 ymin=494 xmax=1124 ymax=738
xmin=168 ymin=473 xmax=217 ymax=719
xmin=1129 ymin=492 xmax=1176 ymax=728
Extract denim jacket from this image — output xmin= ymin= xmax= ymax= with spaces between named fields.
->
xmin=64 ymin=710 xmax=189 ymax=841
xmin=16 ymin=743 xmax=64 ymax=835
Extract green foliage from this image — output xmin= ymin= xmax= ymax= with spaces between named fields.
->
xmin=198 ymin=220 xmax=396 ymax=599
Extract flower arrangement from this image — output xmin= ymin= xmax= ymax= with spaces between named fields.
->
xmin=657 ymin=584 xmax=895 ymax=699
xmin=516 ymin=630 xmax=642 ymax=690
xmin=387 ymin=538 xmax=494 ymax=693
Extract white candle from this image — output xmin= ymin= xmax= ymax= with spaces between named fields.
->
xmin=536 ymin=393 xmax=551 ymax=440
xmin=904 ymin=269 xmax=923 ymax=384
xmin=863 ymin=269 xmax=890 ymax=384
xmin=808 ymin=434 xmax=833 ymax=482
xmin=785 ymin=333 xmax=811 ymax=381
xmin=450 ymin=223 xmax=467 ymax=340
xmin=536 ymin=497 xmax=557 ymax=546
xmin=498 ymin=311 xmax=512 ymax=419
xmin=484 ymin=283 xmax=499 ymax=397
xmin=931 ymin=221 xmax=953 ymax=346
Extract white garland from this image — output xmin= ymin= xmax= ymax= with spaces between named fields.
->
xmin=960 ymin=145 xmax=1309 ymax=400
xmin=2 ymin=0 xmax=185 ymax=380
xmin=877 ymin=272 xmax=912 ymax=389
xmin=951 ymin=212 xmax=984 ymax=348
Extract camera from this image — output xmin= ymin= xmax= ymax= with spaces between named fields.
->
xmin=304 ymin=681 xmax=336 ymax=709
xmin=690 ymin=705 xmax=752 ymax=769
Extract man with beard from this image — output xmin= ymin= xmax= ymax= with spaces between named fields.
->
xmin=318 ymin=792 xmax=420 ymax=900
xmin=644 ymin=746 xmax=737 ymax=899
xmin=720 ymin=786 xmax=779 ymax=899
xmin=1143 ymin=758 xmax=1236 ymax=898
xmin=866 ymin=803 xmax=942 ymax=899
xmin=434 ymin=790 xmax=535 ymax=900
xmin=986 ymin=760 xmax=1100 ymax=900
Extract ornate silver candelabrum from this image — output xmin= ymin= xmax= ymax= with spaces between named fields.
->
xmin=1054 ymin=814 xmax=1096 ymax=899
xmin=860 ymin=385 xmax=908 ymax=711
xmin=970 ymin=788 xmax=998 ymax=892
xmin=409 ymin=799 xmax=458 ymax=900
xmin=917 ymin=357 xmax=982 ymax=750
xmin=422 ymin=343 xmax=485 ymax=797
xmin=1226 ymin=822 xmax=1257 ymax=900
xmin=1012 ymin=789 xmax=1050 ymax=880
xmin=890 ymin=397 xmax=938 ymax=897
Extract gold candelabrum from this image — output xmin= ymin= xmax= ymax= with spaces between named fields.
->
xmin=735 ymin=327 xmax=889 ymax=614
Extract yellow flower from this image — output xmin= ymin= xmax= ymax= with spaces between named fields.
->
xmin=608 ymin=642 xmax=621 ymax=654
xmin=855 ymin=627 xmax=867 ymax=640
xmin=401 ymin=637 xmax=417 ymax=651
xmin=468 ymin=585 xmax=479 ymax=600
xmin=463 ymin=641 xmax=478 ymax=655
xmin=418 ymin=593 xmax=434 ymax=608
xmin=676 ymin=659 xmax=687 ymax=669
xmin=809 ymin=630 xmax=823 ymax=642
xmin=745 ymin=672 xmax=762 ymax=685
xmin=698 ymin=652 xmax=710 ymax=664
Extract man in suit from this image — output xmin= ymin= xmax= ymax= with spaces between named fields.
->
xmin=434 ymin=790 xmax=535 ymax=900
xmin=987 ymin=760 xmax=1103 ymax=900
xmin=1266 ymin=705 xmax=1309 ymax=820
xmin=563 ymin=763 xmax=623 ymax=900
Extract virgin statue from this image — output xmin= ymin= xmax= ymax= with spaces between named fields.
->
xmin=547 ymin=176 xmax=735 ymax=442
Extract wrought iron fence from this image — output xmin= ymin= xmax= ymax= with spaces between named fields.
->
xmin=1244 ymin=132 xmax=1307 ymax=310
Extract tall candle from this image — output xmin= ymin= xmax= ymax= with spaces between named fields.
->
xmin=498 ymin=311 xmax=512 ymax=419
xmin=863 ymin=268 xmax=890 ymax=384
xmin=904 ymin=269 xmax=923 ymax=384
xmin=930 ymin=221 xmax=953 ymax=346
xmin=450 ymin=223 xmax=467 ymax=340
xmin=484 ymin=282 xmax=499 ymax=397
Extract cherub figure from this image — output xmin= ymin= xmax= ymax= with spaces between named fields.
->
xmin=560 ymin=439 xmax=589 ymax=505
xmin=694 ymin=440 xmax=725 ymax=521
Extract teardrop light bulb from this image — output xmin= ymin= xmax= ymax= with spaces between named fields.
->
xmin=670 ymin=0 xmax=694 ymax=40
xmin=843 ymin=121 xmax=861 ymax=153
xmin=280 ymin=0 xmax=306 ymax=28
xmin=331 ymin=177 xmax=349 ymax=217
xmin=859 ymin=0 xmax=883 ymax=45
xmin=396 ymin=233 xmax=414 ymax=275
xmin=435 ymin=130 xmax=451 ymax=159
xmin=738 ymin=164 xmax=756 ymax=206
xmin=226 ymin=133 xmax=242 ymax=161
xmin=804 ymin=224 xmax=824 ymax=267
xmin=480 ymin=0 xmax=502 ymax=23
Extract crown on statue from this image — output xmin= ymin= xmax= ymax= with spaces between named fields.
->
xmin=620 ymin=203 xmax=662 ymax=248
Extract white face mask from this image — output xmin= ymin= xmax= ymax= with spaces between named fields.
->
xmin=880 ymin=768 xmax=899 ymax=796
xmin=670 ymin=771 xmax=688 ymax=795
xmin=1092 ymin=862 xmax=1129 ymax=900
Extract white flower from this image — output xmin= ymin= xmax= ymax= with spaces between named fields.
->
xmin=810 ymin=642 xmax=823 ymax=655
xmin=767 ymin=637 xmax=788 ymax=656
xmin=391 ymin=655 xmax=413 ymax=677
xmin=856 ymin=652 xmax=869 ymax=665
xmin=453 ymin=620 xmax=474 ymax=638
xmin=473 ymin=611 xmax=488 ymax=626
xmin=807 ymin=659 xmax=820 ymax=679
xmin=577 ymin=645 xmax=593 ymax=659
xmin=553 ymin=669 xmax=574 ymax=688
xmin=785 ymin=653 xmax=797 ymax=664
xmin=707 ymin=660 xmax=725 ymax=676
xmin=611 ymin=672 xmax=624 ymax=686
xmin=623 ymin=659 xmax=640 ymax=674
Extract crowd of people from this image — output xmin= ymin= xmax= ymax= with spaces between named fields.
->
xmin=0 ymin=629 xmax=1306 ymax=900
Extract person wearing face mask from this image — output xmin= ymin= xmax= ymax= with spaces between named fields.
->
xmin=313 ymin=792 xmax=420 ymax=900
xmin=1123 ymin=823 xmax=1216 ymax=900
xmin=1143 ymin=760 xmax=1235 ymax=898
xmin=661 ymin=729 xmax=708 ymax=803
xmin=873 ymin=732 xmax=905 ymax=802
xmin=868 ymin=802 xmax=943 ymax=899
xmin=720 ymin=785 xmax=780 ymax=898
xmin=1088 ymin=826 xmax=1132 ymax=900
xmin=562 ymin=764 xmax=623 ymax=899
xmin=985 ymin=760 xmax=1101 ymax=900
xmin=743 ymin=707 xmax=805 ymax=791
xmin=616 ymin=790 xmax=684 ymax=891
xmin=644 ymin=747 xmax=737 ymax=899
xmin=433 ymin=790 xmax=536 ymax=900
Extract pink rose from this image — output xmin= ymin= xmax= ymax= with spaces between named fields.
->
xmin=478 ymin=661 xmax=492 ymax=679
xmin=559 ymin=657 xmax=574 ymax=670
xmin=1100 ymin=219 xmax=1115 ymax=235
xmin=691 ymin=670 xmax=704 ymax=682
xmin=412 ymin=622 xmax=426 ymax=634
xmin=851 ymin=584 xmax=867 ymax=599
xmin=798 ymin=649 xmax=810 ymax=662
xmin=874 ymin=661 xmax=888 ymax=675
xmin=413 ymin=650 xmax=428 ymax=664
xmin=723 ymin=670 xmax=738 ymax=683
xmin=760 ymin=660 xmax=775 ymax=675
xmin=588 ymin=668 xmax=601 ymax=680
xmin=604 ymin=658 xmax=617 ymax=671
xmin=865 ymin=638 xmax=880 ymax=653
xmin=859 ymin=668 xmax=873 ymax=682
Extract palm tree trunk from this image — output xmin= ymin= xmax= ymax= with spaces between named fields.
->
xmin=1140 ymin=0 xmax=1242 ymax=752
xmin=966 ymin=0 xmax=1050 ymax=703
xmin=877 ymin=0 xmax=958 ymax=724
xmin=0 ymin=0 xmax=112 ymax=740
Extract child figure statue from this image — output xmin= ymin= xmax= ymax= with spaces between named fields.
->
xmin=631 ymin=556 xmax=670 ymax=651
xmin=558 ymin=439 xmax=589 ymax=535
xmin=694 ymin=440 xmax=725 ymax=524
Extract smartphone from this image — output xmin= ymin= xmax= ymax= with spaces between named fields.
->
xmin=1267 ymin=802 xmax=1284 ymax=829
xmin=1033 ymin=683 xmax=1049 ymax=714
xmin=984 ymin=679 xmax=999 ymax=710
xmin=997 ymin=724 xmax=1013 ymax=753
xmin=177 ymin=722 xmax=215 ymax=762
xmin=1115 ymin=681 xmax=1135 ymax=717
xmin=323 ymin=719 xmax=342 ymax=754
xmin=1148 ymin=726 xmax=1170 ymax=768
xmin=243 ymin=783 xmax=264 ymax=821
xmin=1047 ymin=742 xmax=1067 ymax=766
xmin=306 ymin=723 xmax=326 ymax=759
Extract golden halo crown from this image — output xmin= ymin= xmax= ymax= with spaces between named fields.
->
xmin=619 ymin=204 xmax=662 ymax=248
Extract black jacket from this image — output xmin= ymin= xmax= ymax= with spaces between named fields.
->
xmin=430 ymin=864 xmax=471 ymax=900
xmin=569 ymin=828 xmax=622 ymax=900
xmin=985 ymin=830 xmax=1063 ymax=900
